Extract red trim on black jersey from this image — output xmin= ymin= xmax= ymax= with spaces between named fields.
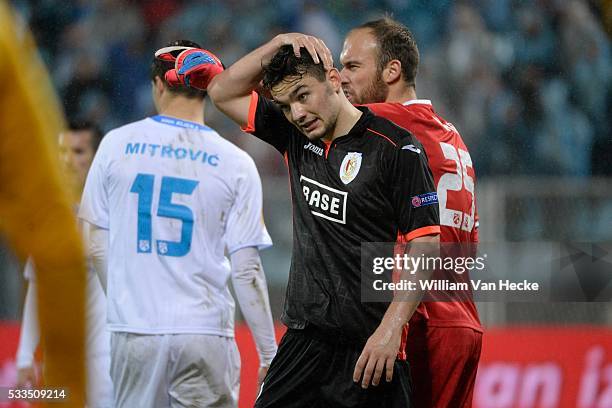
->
xmin=398 ymin=225 xmax=441 ymax=243
xmin=240 ymin=91 xmax=259 ymax=133
xmin=322 ymin=139 xmax=331 ymax=159
xmin=366 ymin=128 xmax=397 ymax=147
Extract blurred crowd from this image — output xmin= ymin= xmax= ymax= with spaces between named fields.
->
xmin=12 ymin=0 xmax=611 ymax=178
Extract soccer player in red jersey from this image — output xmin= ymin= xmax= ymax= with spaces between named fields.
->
xmin=340 ymin=17 xmax=483 ymax=408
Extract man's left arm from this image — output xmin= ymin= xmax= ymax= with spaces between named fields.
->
xmin=225 ymin=156 xmax=276 ymax=388
xmin=82 ymin=221 xmax=109 ymax=293
xmin=353 ymin=235 xmax=439 ymax=389
xmin=78 ymin=135 xmax=111 ymax=291
xmin=16 ymin=262 xmax=40 ymax=387
xmin=354 ymin=136 xmax=440 ymax=388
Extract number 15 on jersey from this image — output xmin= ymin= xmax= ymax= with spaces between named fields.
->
xmin=130 ymin=173 xmax=199 ymax=257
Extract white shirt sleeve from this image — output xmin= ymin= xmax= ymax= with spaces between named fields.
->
xmin=82 ymin=221 xmax=109 ymax=293
xmin=16 ymin=261 xmax=39 ymax=369
xmin=230 ymin=247 xmax=277 ymax=366
xmin=79 ymin=139 xmax=110 ymax=228
xmin=224 ymin=155 xmax=272 ymax=254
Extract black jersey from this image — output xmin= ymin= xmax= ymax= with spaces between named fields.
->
xmin=243 ymin=92 xmax=440 ymax=344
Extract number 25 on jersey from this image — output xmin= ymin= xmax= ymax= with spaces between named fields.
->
xmin=130 ymin=173 xmax=199 ymax=257
xmin=438 ymin=143 xmax=475 ymax=232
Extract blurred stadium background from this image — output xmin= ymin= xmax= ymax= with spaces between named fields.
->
xmin=0 ymin=0 xmax=610 ymax=407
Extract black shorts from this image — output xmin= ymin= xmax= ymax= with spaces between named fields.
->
xmin=255 ymin=327 xmax=412 ymax=408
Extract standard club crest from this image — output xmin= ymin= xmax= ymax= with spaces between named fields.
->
xmin=339 ymin=152 xmax=362 ymax=185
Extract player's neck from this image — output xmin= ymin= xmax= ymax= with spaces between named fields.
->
xmin=327 ymin=102 xmax=362 ymax=142
xmin=159 ymin=98 xmax=206 ymax=125
xmin=385 ymin=85 xmax=417 ymax=104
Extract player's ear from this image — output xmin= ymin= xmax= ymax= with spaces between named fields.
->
xmin=327 ymin=68 xmax=342 ymax=92
xmin=153 ymin=76 xmax=165 ymax=95
xmin=383 ymin=60 xmax=402 ymax=85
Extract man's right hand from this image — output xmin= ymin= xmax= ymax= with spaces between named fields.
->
xmin=165 ymin=49 xmax=224 ymax=91
xmin=16 ymin=366 xmax=37 ymax=388
xmin=271 ymin=33 xmax=334 ymax=70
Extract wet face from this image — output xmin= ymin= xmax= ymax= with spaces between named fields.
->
xmin=270 ymin=73 xmax=341 ymax=141
xmin=340 ymin=29 xmax=389 ymax=104
xmin=60 ymin=129 xmax=96 ymax=187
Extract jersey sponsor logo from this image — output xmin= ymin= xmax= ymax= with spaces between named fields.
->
xmin=300 ymin=176 xmax=347 ymax=224
xmin=339 ymin=152 xmax=362 ymax=185
xmin=303 ymin=142 xmax=324 ymax=156
xmin=411 ymin=192 xmax=438 ymax=208
xmin=125 ymin=142 xmax=219 ymax=166
xmin=402 ymin=144 xmax=421 ymax=154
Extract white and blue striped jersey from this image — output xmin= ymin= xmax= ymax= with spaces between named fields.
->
xmin=79 ymin=115 xmax=272 ymax=336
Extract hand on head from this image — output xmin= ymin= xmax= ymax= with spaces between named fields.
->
xmin=275 ymin=33 xmax=334 ymax=71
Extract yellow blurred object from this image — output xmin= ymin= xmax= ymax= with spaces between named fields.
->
xmin=604 ymin=0 xmax=612 ymax=35
xmin=0 ymin=3 xmax=86 ymax=407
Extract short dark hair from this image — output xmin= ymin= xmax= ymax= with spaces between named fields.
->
xmin=356 ymin=17 xmax=419 ymax=87
xmin=68 ymin=119 xmax=104 ymax=152
xmin=262 ymin=45 xmax=326 ymax=91
xmin=150 ymin=40 xmax=207 ymax=99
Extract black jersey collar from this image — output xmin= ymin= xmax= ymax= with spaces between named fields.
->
xmin=332 ymin=106 xmax=374 ymax=143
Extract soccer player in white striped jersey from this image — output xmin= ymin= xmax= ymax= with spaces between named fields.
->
xmin=79 ymin=40 xmax=277 ymax=408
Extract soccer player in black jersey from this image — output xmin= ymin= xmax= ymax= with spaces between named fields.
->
xmin=171 ymin=33 xmax=441 ymax=407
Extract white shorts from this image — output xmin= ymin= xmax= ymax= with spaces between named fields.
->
xmin=110 ymin=333 xmax=240 ymax=408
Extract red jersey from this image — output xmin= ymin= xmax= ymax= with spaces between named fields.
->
xmin=368 ymin=100 xmax=482 ymax=331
